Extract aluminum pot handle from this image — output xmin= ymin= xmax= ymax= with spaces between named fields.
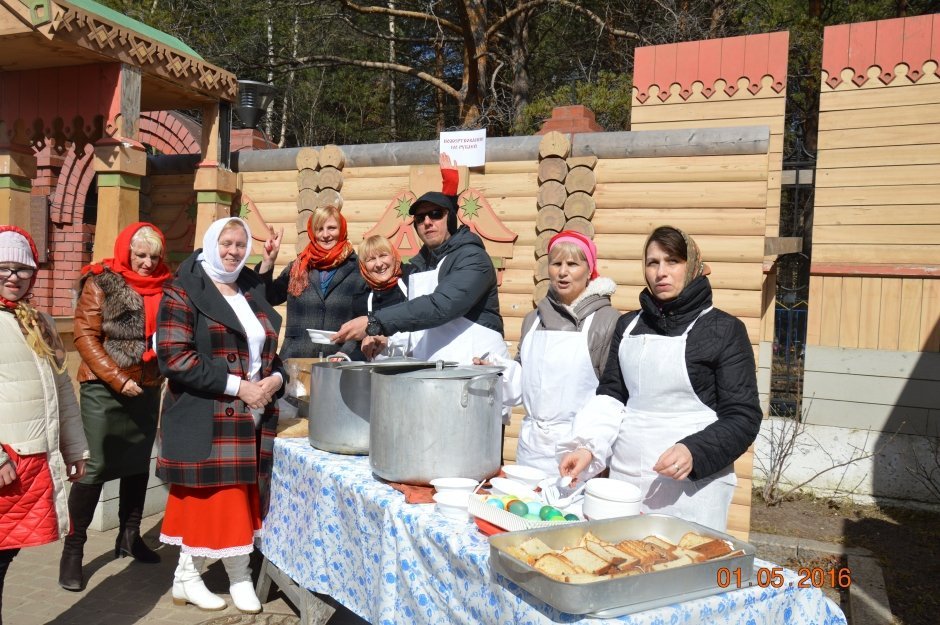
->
xmin=461 ymin=374 xmax=496 ymax=408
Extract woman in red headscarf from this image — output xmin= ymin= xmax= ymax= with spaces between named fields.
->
xmin=0 ymin=226 xmax=88 ymax=622
xmin=258 ymin=205 xmax=369 ymax=360
xmin=58 ymin=222 xmax=172 ymax=592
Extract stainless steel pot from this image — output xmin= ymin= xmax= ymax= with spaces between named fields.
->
xmin=307 ymin=360 xmax=438 ymax=455
xmin=369 ymin=366 xmax=504 ymax=484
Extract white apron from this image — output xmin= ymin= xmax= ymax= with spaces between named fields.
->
xmin=407 ymin=256 xmax=509 ymax=365
xmin=367 ymin=282 xmax=410 ymax=360
xmin=517 ymin=313 xmax=598 ymax=477
xmin=613 ymin=307 xmax=735 ymax=531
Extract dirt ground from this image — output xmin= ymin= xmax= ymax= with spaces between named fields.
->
xmin=750 ymin=490 xmax=940 ymax=625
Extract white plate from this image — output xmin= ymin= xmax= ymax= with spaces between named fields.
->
xmin=306 ymin=328 xmax=334 ymax=344
xmin=488 ymin=477 xmax=538 ymax=500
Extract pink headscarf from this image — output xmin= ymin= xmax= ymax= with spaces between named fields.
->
xmin=548 ymin=230 xmax=599 ymax=280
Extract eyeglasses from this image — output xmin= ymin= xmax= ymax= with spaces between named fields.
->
xmin=414 ymin=208 xmax=447 ymax=224
xmin=0 ymin=267 xmax=36 ymax=280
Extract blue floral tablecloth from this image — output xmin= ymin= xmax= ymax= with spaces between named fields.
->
xmin=262 ymin=438 xmax=847 ymax=625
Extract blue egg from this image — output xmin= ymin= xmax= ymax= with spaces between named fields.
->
xmin=526 ymin=501 xmax=543 ymax=515
xmin=486 ymin=497 xmax=505 ymax=508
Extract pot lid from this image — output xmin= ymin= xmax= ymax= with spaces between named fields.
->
xmin=397 ymin=366 xmax=503 ymax=379
xmin=585 ymin=478 xmax=642 ymax=502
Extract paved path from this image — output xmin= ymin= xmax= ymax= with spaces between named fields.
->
xmin=2 ymin=513 xmax=301 ymax=625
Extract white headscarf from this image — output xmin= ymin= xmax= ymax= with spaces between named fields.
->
xmin=197 ymin=217 xmax=252 ymax=284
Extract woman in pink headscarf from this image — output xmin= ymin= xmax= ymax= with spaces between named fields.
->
xmin=488 ymin=230 xmax=619 ymax=477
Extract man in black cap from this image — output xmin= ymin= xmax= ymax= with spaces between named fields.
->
xmin=333 ymin=189 xmax=507 ymax=365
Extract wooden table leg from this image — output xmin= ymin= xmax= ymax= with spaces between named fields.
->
xmin=256 ymin=556 xmax=337 ymax=625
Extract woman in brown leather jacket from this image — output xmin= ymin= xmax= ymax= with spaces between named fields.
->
xmin=58 ymin=223 xmax=172 ymax=591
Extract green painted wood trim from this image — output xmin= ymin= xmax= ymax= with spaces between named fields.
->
xmin=197 ymin=191 xmax=233 ymax=204
xmin=97 ymin=173 xmax=141 ymax=189
xmin=0 ymin=176 xmax=31 ymax=192
xmin=69 ymin=0 xmax=203 ymax=59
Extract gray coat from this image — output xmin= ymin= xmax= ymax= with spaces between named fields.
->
xmin=518 ymin=277 xmax=620 ymax=380
xmin=375 ymin=226 xmax=503 ymax=336
xmin=260 ymin=255 xmax=369 ymax=360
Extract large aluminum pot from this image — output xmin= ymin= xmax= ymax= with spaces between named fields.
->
xmin=369 ymin=366 xmax=504 ymax=484
xmin=308 ymin=360 xmax=438 ymax=454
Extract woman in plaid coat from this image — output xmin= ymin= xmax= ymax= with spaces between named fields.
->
xmin=156 ymin=217 xmax=286 ymax=614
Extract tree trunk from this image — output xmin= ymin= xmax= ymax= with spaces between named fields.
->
xmin=456 ymin=0 xmax=487 ymax=127
xmin=435 ymin=39 xmax=446 ymax=133
xmin=510 ymin=3 xmax=531 ymax=127
xmin=278 ymin=9 xmax=300 ymax=148
xmin=265 ymin=0 xmax=275 ymax=139
xmin=388 ymin=2 xmax=397 ymax=141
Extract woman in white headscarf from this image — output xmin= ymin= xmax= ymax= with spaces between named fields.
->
xmin=156 ymin=218 xmax=286 ymax=614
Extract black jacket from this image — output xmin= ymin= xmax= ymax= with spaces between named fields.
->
xmin=596 ymin=276 xmax=761 ymax=480
xmin=374 ymin=226 xmax=503 ymax=336
xmin=260 ymin=255 xmax=370 ymax=360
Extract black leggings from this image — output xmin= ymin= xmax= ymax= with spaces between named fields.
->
xmin=0 ymin=549 xmax=20 ymax=625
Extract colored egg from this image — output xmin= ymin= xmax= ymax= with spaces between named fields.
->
xmin=538 ymin=506 xmax=560 ymax=521
xmin=526 ymin=501 xmax=543 ymax=515
xmin=503 ymin=498 xmax=523 ymax=511
xmin=523 ymin=513 xmax=541 ymax=521
xmin=549 ymin=517 xmax=568 ymax=522
xmin=486 ymin=498 xmax=505 ymax=508
xmin=564 ymin=513 xmax=580 ymax=521
xmin=507 ymin=500 xmax=529 ymax=517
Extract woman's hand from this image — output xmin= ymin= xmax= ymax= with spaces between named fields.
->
xmin=258 ymin=375 xmax=283 ymax=404
xmin=66 ymin=459 xmax=87 ymax=482
xmin=259 ymin=226 xmax=284 ymax=274
xmin=559 ymin=448 xmax=594 ymax=483
xmin=237 ymin=380 xmax=268 ymax=410
xmin=0 ymin=462 xmax=17 ymax=488
xmin=653 ymin=443 xmax=693 ymax=480
xmin=361 ymin=336 xmax=388 ymax=360
xmin=121 ymin=379 xmax=143 ymax=397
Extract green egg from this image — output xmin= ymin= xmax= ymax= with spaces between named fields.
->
xmin=549 ymin=517 xmax=567 ymax=522
xmin=538 ymin=506 xmax=559 ymax=521
xmin=508 ymin=500 xmax=529 ymax=517
xmin=564 ymin=513 xmax=580 ymax=521
xmin=523 ymin=513 xmax=541 ymax=521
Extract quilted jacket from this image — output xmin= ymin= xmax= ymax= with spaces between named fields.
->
xmin=595 ymin=276 xmax=761 ymax=480
xmin=0 ymin=310 xmax=89 ymax=546
xmin=156 ymin=251 xmax=285 ymax=511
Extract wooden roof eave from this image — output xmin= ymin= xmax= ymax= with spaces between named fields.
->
xmin=30 ymin=0 xmax=237 ymax=107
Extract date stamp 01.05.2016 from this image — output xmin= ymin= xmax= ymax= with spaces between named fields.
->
xmin=717 ymin=566 xmax=853 ymax=589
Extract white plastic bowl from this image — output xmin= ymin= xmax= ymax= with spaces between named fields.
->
xmin=432 ymin=491 xmax=470 ymax=522
xmin=488 ymin=477 xmax=538 ymax=501
xmin=306 ymin=328 xmax=334 ymax=344
xmin=582 ymin=478 xmax=642 ymax=520
xmin=430 ymin=477 xmax=479 ymax=495
xmin=501 ymin=464 xmax=547 ymax=489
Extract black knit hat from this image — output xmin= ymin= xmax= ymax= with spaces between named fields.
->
xmin=410 ymin=191 xmax=459 ymax=234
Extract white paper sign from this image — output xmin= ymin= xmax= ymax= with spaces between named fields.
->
xmin=439 ymin=129 xmax=487 ymax=167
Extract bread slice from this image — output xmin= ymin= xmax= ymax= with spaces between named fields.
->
xmin=651 ymin=554 xmax=694 ymax=571
xmin=503 ymin=545 xmax=535 ymax=565
xmin=678 ymin=531 xmax=714 ymax=549
xmin=584 ymin=541 xmax=635 ymax=568
xmin=517 ymin=537 xmax=555 ymax=560
xmin=533 ymin=553 xmax=581 ymax=580
xmin=561 ymin=547 xmax=617 ymax=575
xmin=675 ymin=547 xmax=708 ymax=563
xmin=578 ymin=531 xmax=605 ymax=547
xmin=643 ymin=535 xmax=678 ymax=552
xmin=616 ymin=540 xmax=674 ymax=568
xmin=691 ymin=539 xmax=734 ymax=560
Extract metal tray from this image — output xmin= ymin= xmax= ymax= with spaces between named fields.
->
xmin=488 ymin=514 xmax=755 ymax=617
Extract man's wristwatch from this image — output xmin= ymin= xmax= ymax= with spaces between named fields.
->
xmin=366 ymin=313 xmax=384 ymax=337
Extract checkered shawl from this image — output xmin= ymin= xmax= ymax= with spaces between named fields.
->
xmin=156 ymin=252 xmax=284 ymax=509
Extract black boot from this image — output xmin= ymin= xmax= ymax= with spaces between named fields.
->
xmin=114 ymin=473 xmax=160 ymax=563
xmin=59 ymin=482 xmax=103 ymax=591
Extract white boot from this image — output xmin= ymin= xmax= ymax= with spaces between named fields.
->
xmin=172 ymin=553 xmax=227 ymax=611
xmin=222 ymin=554 xmax=262 ymax=614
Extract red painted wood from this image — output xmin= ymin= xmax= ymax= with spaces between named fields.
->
xmin=57 ymin=66 xmax=79 ymax=135
xmin=720 ymin=35 xmax=746 ymax=96
xmin=848 ymin=21 xmax=877 ymax=86
xmin=874 ymin=18 xmax=904 ymax=85
xmin=77 ymin=65 xmax=102 ymax=135
xmin=653 ymin=43 xmax=678 ymax=101
xmin=933 ymin=14 xmax=940 ymax=80
xmin=633 ymin=45 xmax=654 ymax=103
xmin=675 ymin=40 xmax=700 ymax=100
xmin=901 ymin=14 xmax=934 ymax=82
xmin=766 ymin=31 xmax=789 ymax=93
xmin=743 ymin=34 xmax=769 ymax=94
xmin=697 ymin=38 xmax=723 ymax=98
xmin=822 ymin=24 xmax=851 ymax=89
xmin=18 ymin=71 xmax=39 ymax=142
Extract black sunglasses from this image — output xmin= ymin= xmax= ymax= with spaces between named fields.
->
xmin=414 ymin=208 xmax=447 ymax=223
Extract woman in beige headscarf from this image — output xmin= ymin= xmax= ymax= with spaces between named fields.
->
xmin=558 ymin=226 xmax=761 ymax=532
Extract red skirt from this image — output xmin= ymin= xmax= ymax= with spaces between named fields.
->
xmin=159 ymin=483 xmax=261 ymax=558
xmin=0 ymin=446 xmax=59 ymax=550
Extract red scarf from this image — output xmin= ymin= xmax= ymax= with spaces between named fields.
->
xmin=358 ymin=246 xmax=402 ymax=291
xmin=0 ymin=225 xmax=39 ymax=310
xmin=288 ymin=212 xmax=354 ymax=296
xmin=81 ymin=222 xmax=172 ymax=362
